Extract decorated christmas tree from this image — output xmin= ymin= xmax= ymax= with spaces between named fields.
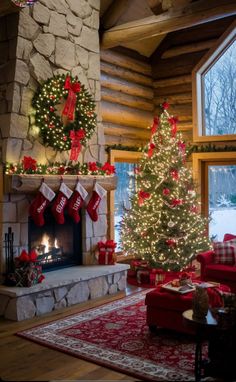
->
xmin=120 ymin=103 xmax=211 ymax=271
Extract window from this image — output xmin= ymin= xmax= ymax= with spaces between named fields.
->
xmin=193 ymin=21 xmax=236 ymax=142
xmin=192 ymin=152 xmax=236 ymax=240
xmin=109 ymin=150 xmax=142 ymax=254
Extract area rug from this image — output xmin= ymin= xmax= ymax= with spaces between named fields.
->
xmin=17 ymin=290 xmax=198 ymax=381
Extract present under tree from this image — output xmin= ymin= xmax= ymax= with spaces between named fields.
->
xmin=120 ymin=103 xmax=211 ymax=271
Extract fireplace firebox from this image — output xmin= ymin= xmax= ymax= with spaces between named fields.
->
xmin=28 ymin=209 xmax=82 ymax=271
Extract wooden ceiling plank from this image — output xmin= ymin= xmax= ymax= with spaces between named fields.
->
xmin=161 ymin=38 xmax=218 ymax=58
xmin=101 ymin=0 xmax=236 ymax=49
xmin=101 ymin=0 xmax=130 ymax=30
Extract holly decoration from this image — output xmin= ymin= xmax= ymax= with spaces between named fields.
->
xmin=32 ymin=74 xmax=97 ymax=153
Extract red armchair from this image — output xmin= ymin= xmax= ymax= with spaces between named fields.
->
xmin=197 ymin=244 xmax=236 ymax=293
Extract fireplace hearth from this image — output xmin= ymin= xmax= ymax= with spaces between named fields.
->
xmin=28 ymin=209 xmax=82 ymax=271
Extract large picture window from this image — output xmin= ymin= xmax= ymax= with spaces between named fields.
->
xmin=193 ymin=21 xmax=236 ymax=142
xmin=109 ymin=150 xmax=142 ymax=255
xmin=192 ymin=152 xmax=236 ymax=240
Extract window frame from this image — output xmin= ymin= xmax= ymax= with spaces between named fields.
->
xmin=192 ymin=20 xmax=236 ymax=143
xmin=192 ymin=152 xmax=236 ymax=237
xmin=108 ymin=150 xmax=142 ymax=257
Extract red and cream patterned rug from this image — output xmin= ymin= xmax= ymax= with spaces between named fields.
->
xmin=17 ymin=290 xmax=198 ymax=381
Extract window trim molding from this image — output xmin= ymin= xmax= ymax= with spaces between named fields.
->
xmin=192 ymin=20 xmax=236 ymax=143
xmin=192 ymin=152 xmax=236 ymax=208
xmin=108 ymin=150 xmax=142 ymax=255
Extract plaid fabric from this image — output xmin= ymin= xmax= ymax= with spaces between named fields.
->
xmin=213 ymin=242 xmax=236 ymax=265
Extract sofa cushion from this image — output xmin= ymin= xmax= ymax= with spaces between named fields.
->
xmin=224 ymin=233 xmax=236 ymax=242
xmin=205 ymin=264 xmax=236 ymax=282
xmin=213 ymin=242 xmax=236 ymax=265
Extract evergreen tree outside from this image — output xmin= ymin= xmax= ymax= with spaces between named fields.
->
xmin=120 ymin=103 xmax=211 ymax=271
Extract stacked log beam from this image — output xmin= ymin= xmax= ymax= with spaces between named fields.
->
xmin=101 ymin=50 xmax=153 ymax=148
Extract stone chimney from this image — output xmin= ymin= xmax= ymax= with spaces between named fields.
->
xmin=0 ymin=0 xmax=109 ymax=278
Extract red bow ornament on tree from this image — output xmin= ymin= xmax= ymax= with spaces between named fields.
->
xmin=69 ymin=129 xmax=85 ymax=161
xmin=62 ymin=75 xmax=81 ymax=122
xmin=168 ymin=116 xmax=178 ymax=138
xmin=151 ymin=116 xmax=159 ymax=135
xmin=148 ymin=142 xmax=156 ymax=158
xmin=138 ymin=190 xmax=151 ymax=206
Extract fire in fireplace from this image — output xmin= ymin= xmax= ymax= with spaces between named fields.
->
xmin=28 ymin=209 xmax=82 ymax=271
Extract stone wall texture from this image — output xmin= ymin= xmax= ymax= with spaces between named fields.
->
xmin=0 ymin=0 xmax=108 ymax=276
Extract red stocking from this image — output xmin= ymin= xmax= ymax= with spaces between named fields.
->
xmin=29 ymin=182 xmax=55 ymax=227
xmin=51 ymin=182 xmax=73 ymax=224
xmin=67 ymin=182 xmax=88 ymax=223
xmin=86 ymin=183 xmax=107 ymax=222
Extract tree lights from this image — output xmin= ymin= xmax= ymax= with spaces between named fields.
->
xmin=120 ymin=104 xmax=211 ymax=271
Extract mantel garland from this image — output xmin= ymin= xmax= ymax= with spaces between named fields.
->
xmin=5 ymin=156 xmax=116 ymax=176
xmin=32 ymin=74 xmax=97 ymax=154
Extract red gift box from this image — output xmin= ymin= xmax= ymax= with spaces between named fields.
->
xmin=149 ymin=268 xmax=165 ymax=286
xmin=130 ymin=259 xmax=149 ymax=271
xmin=98 ymin=252 xmax=116 ymax=265
xmin=97 ymin=240 xmax=117 ymax=265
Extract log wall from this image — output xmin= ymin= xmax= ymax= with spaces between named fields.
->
xmin=151 ymin=16 xmax=235 ymax=145
xmin=101 ymin=17 xmax=235 ymax=149
xmin=101 ymin=49 xmax=154 ymax=148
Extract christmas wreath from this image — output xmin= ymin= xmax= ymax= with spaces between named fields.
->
xmin=32 ymin=74 xmax=97 ymax=159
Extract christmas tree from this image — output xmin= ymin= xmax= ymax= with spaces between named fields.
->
xmin=120 ymin=103 xmax=211 ymax=271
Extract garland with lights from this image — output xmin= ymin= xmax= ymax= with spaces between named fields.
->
xmin=32 ymin=74 xmax=97 ymax=156
xmin=11 ymin=0 xmax=38 ymax=7
xmin=5 ymin=156 xmax=116 ymax=176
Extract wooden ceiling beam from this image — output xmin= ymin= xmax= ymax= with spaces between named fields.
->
xmin=101 ymin=0 xmax=236 ymax=49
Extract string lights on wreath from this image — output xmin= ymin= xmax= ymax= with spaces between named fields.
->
xmin=32 ymin=74 xmax=97 ymax=159
xmin=11 ymin=0 xmax=38 ymax=7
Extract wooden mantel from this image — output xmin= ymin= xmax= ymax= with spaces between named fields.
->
xmin=4 ymin=174 xmax=117 ymax=193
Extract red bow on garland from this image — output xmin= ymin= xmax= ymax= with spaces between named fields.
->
xmin=69 ymin=129 xmax=85 ymax=161
xmin=22 ymin=156 xmax=37 ymax=171
xmin=62 ymin=75 xmax=81 ymax=121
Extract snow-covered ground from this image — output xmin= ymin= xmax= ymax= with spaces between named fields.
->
xmin=209 ymin=209 xmax=236 ymax=241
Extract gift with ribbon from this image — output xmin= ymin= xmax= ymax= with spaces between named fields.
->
xmin=62 ymin=75 xmax=81 ymax=122
xmin=13 ymin=249 xmax=45 ymax=287
xmin=96 ymin=240 xmax=117 ymax=265
xmin=69 ymin=129 xmax=85 ymax=161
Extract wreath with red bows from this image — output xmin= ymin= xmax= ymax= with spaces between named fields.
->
xmin=32 ymin=74 xmax=97 ymax=159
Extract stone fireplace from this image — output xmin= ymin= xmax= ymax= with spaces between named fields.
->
xmin=28 ymin=210 xmax=83 ymax=271
xmin=0 ymin=0 xmax=105 ymax=276
xmin=0 ymin=1 xmax=129 ymax=321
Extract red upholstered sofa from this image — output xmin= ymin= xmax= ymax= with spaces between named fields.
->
xmin=196 ymin=234 xmax=236 ymax=293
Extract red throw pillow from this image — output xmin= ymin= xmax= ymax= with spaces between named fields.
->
xmin=223 ymin=233 xmax=236 ymax=242
xmin=213 ymin=242 xmax=236 ymax=265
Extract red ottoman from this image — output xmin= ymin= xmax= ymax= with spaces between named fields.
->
xmin=145 ymin=284 xmax=230 ymax=334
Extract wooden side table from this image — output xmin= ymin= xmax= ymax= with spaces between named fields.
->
xmin=183 ymin=308 xmax=236 ymax=382
xmin=182 ymin=309 xmax=217 ymax=382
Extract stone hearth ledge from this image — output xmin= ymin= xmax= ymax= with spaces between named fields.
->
xmin=0 ymin=264 xmax=130 ymax=321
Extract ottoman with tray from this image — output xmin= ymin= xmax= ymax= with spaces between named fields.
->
xmin=145 ymin=281 xmax=230 ymax=334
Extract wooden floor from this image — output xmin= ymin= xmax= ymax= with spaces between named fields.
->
xmin=0 ymin=285 xmax=143 ymax=381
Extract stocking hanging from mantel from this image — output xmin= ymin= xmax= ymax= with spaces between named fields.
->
xmin=86 ymin=182 xmax=107 ymax=222
xmin=67 ymin=181 xmax=88 ymax=224
xmin=51 ymin=182 xmax=73 ymax=225
xmin=29 ymin=181 xmax=55 ymax=227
